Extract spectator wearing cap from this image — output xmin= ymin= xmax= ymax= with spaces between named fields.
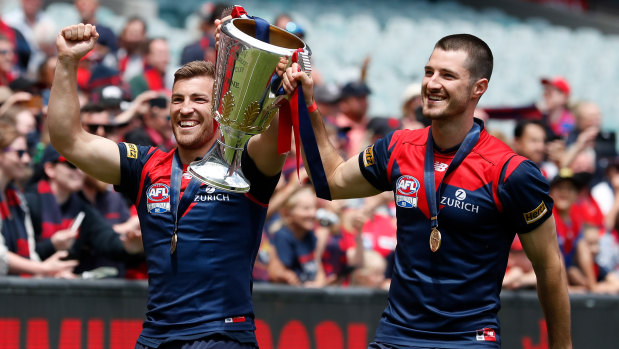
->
xmin=0 ymin=115 xmax=78 ymax=277
xmin=80 ymin=103 xmax=121 ymax=142
xmin=74 ymin=0 xmax=117 ymax=53
xmin=25 ymin=145 xmax=143 ymax=275
xmin=314 ymin=83 xmax=341 ymax=119
xmin=117 ymin=17 xmax=147 ymax=83
xmin=334 ymin=81 xmax=371 ymax=158
xmin=129 ymin=38 xmax=171 ymax=97
xmin=540 ymin=76 xmax=575 ymax=139
xmin=79 ymin=105 xmax=143 ymax=278
xmin=180 ymin=2 xmax=228 ymax=65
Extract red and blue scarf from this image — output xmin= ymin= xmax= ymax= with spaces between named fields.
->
xmin=1 ymin=184 xmax=32 ymax=258
xmin=37 ymin=180 xmax=83 ymax=240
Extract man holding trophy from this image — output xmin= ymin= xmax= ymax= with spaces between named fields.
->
xmin=47 ymin=8 xmax=308 ymax=348
xmin=283 ymin=34 xmax=572 ymax=348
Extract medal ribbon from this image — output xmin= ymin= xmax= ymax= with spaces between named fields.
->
xmin=424 ymin=121 xmax=481 ymax=230
xmin=169 ymin=151 xmax=202 ymax=254
xmin=276 ymin=50 xmax=332 ymax=200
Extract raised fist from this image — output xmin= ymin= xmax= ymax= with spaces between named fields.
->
xmin=56 ymin=23 xmax=99 ymax=63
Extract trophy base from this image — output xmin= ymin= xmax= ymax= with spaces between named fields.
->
xmin=188 ymin=158 xmax=250 ymax=193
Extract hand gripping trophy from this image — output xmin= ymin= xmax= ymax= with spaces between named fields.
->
xmin=188 ymin=10 xmax=311 ymax=192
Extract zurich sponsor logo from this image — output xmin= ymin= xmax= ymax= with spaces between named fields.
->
xmin=396 ymin=175 xmax=419 ymax=208
xmin=440 ymin=188 xmax=479 ymax=213
xmin=194 ymin=185 xmax=231 ymax=202
xmin=146 ymin=183 xmax=170 ymax=214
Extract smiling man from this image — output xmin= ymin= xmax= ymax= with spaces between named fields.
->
xmin=283 ymin=34 xmax=572 ymax=348
xmin=47 ymin=23 xmax=285 ymax=349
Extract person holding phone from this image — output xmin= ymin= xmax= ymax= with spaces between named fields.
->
xmin=25 ymin=145 xmax=143 ymax=274
xmin=121 ymin=93 xmax=175 ymax=151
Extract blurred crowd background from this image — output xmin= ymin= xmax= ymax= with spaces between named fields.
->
xmin=2 ymin=0 xmax=619 ymax=295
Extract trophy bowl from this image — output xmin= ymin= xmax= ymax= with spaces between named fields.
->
xmin=188 ymin=18 xmax=310 ymax=192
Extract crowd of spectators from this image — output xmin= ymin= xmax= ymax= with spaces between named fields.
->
xmin=1 ymin=0 xmax=619 ymax=295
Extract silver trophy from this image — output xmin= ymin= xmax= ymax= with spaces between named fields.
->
xmin=188 ymin=18 xmax=311 ymax=192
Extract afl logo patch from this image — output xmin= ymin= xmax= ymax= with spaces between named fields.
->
xmin=395 ymin=175 xmax=420 ymax=208
xmin=147 ymin=183 xmax=170 ymax=214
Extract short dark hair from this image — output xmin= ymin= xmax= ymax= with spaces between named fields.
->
xmin=434 ymin=34 xmax=493 ymax=82
xmin=173 ymin=60 xmax=216 ymax=86
xmin=125 ymin=16 xmax=147 ymax=33
xmin=514 ymin=119 xmax=546 ymax=139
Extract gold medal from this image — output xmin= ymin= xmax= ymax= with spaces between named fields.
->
xmin=430 ymin=227 xmax=441 ymax=252
xmin=170 ymin=232 xmax=178 ymax=255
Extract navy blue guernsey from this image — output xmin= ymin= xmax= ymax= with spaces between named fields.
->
xmin=359 ymin=120 xmax=553 ymax=347
xmin=114 ymin=143 xmax=279 ymax=347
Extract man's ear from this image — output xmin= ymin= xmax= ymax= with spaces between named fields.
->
xmin=472 ymin=78 xmax=489 ymax=100
xmin=43 ymin=162 xmax=55 ymax=179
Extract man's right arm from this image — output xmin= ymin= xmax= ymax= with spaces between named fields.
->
xmin=48 ymin=24 xmax=121 ymax=185
xmin=282 ymin=64 xmax=381 ymax=200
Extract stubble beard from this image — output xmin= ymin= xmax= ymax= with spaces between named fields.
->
xmin=175 ymin=125 xmax=216 ymax=150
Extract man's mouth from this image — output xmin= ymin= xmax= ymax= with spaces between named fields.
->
xmin=179 ymin=120 xmax=199 ymax=128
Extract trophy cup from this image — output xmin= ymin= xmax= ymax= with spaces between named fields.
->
xmin=188 ymin=18 xmax=311 ymax=192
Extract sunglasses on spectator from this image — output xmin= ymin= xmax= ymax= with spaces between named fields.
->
xmin=3 ymin=148 xmax=28 ymax=158
xmin=84 ymin=123 xmax=117 ymax=134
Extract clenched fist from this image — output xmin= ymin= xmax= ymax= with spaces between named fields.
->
xmin=56 ymin=23 xmax=99 ymax=63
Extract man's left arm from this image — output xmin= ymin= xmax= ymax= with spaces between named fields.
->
xmin=520 ymin=216 xmax=572 ymax=349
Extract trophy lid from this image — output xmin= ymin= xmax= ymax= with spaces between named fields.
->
xmin=222 ymin=18 xmax=310 ymax=57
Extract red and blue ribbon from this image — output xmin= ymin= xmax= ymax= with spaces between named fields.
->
xmin=277 ymin=50 xmax=331 ymax=200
